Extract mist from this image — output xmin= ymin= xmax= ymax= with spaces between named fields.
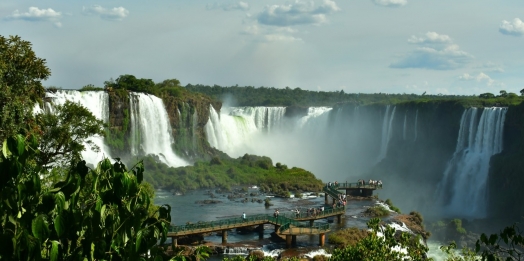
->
xmin=204 ymin=104 xmax=508 ymax=220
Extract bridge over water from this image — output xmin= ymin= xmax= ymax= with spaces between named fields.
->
xmin=168 ymin=182 xmax=382 ymax=248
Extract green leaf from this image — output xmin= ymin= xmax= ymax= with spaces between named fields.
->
xmin=489 ymin=234 xmax=498 ymax=245
xmin=55 ymin=192 xmax=66 ymax=212
xmin=100 ymin=204 xmax=107 ymax=225
xmin=32 ymin=214 xmax=50 ymax=241
xmin=2 ymin=139 xmax=10 ymax=158
xmin=136 ymin=229 xmax=143 ymax=252
xmin=50 ymin=240 xmax=59 ymax=261
xmin=54 ymin=214 xmax=65 ymax=237
xmin=15 ymin=134 xmax=25 ymax=156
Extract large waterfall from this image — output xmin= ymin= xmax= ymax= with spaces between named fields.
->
xmin=376 ymin=105 xmax=396 ymax=164
xmin=437 ymin=107 xmax=507 ymax=218
xmin=129 ymin=93 xmax=187 ymax=167
xmin=42 ymin=90 xmax=187 ymax=167
xmin=45 ymin=91 xmax=112 ymax=165
xmin=205 ymin=104 xmax=508 ymax=218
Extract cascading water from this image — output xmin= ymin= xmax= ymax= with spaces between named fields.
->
xmin=414 ymin=109 xmax=418 ymax=142
xmin=128 ymin=93 xmax=188 ymax=167
xmin=403 ymin=113 xmax=407 ymax=140
xmin=437 ymin=107 xmax=507 ymax=218
xmin=229 ymin=107 xmax=286 ymax=133
xmin=44 ymin=90 xmax=112 ymax=165
xmin=376 ymin=106 xmax=396 ymax=164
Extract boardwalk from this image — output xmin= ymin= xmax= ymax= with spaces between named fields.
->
xmin=168 ymin=181 xmax=381 ymax=248
xmin=167 ymin=206 xmax=345 ymax=248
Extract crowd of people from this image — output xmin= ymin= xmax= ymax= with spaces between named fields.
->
xmin=357 ymin=179 xmax=383 ymax=188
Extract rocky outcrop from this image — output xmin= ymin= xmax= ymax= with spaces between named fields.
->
xmin=106 ymin=89 xmax=131 ymax=156
xmin=162 ymin=95 xmax=222 ymax=161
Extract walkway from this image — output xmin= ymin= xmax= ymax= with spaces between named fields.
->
xmin=167 ymin=206 xmax=345 ymax=247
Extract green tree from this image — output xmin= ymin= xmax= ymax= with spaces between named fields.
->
xmin=0 ymin=35 xmax=51 ymax=141
xmin=499 ymin=90 xmax=508 ymax=98
xmin=105 ymin=74 xmax=155 ymax=93
xmin=0 ymin=135 xmax=171 ymax=260
xmin=479 ymin=93 xmax=495 ymax=99
xmin=35 ymin=101 xmax=105 ymax=168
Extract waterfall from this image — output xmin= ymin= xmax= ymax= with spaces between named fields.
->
xmin=376 ymin=106 xmax=396 ymax=164
xmin=229 ymin=107 xmax=286 ymax=133
xmin=438 ymin=107 xmax=507 ymax=217
xmin=129 ymin=93 xmax=188 ymax=167
xmin=44 ymin=90 xmax=112 ymax=165
xmin=414 ymin=109 xmax=418 ymax=142
xmin=403 ymin=112 xmax=407 ymax=140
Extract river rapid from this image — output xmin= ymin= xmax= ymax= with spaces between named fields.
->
xmin=154 ymin=187 xmax=449 ymax=260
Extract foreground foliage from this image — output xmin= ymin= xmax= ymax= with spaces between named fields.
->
xmin=0 ymin=135 xmax=171 ymax=260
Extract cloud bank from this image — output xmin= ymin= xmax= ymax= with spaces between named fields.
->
xmin=83 ymin=5 xmax=129 ymax=21
xmin=459 ymin=72 xmax=495 ymax=86
xmin=391 ymin=32 xmax=473 ymax=70
xmin=257 ymin=0 xmax=340 ymax=26
xmin=207 ymin=2 xmax=249 ymax=11
xmin=5 ymin=7 xmax=62 ymax=27
xmin=499 ymin=18 xmax=524 ymax=36
xmin=372 ymin=0 xmax=407 ymax=7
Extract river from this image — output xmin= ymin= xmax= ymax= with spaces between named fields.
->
xmin=154 ymin=187 xmax=448 ymax=260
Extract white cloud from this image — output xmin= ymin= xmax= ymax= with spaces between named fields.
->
xmin=257 ymin=0 xmax=340 ymax=27
xmin=459 ymin=72 xmax=495 ymax=86
xmin=391 ymin=32 xmax=472 ymax=70
xmin=474 ymin=62 xmax=504 ymax=73
xmin=241 ymin=25 xmax=260 ymax=35
xmin=372 ymin=0 xmax=407 ymax=7
xmin=408 ymin=32 xmax=452 ymax=44
xmin=83 ymin=5 xmax=129 ymax=21
xmin=264 ymin=34 xmax=303 ymax=42
xmin=207 ymin=2 xmax=249 ymax=11
xmin=5 ymin=7 xmax=62 ymax=27
xmin=499 ymin=18 xmax=524 ymax=36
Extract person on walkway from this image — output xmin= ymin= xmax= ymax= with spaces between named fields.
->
xmin=242 ymin=212 xmax=246 ymax=221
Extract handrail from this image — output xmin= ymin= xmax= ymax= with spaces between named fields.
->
xmin=168 ymin=206 xmax=345 ymax=235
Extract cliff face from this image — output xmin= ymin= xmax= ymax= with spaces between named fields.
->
xmin=488 ymin=102 xmax=524 ymax=219
xmin=162 ymin=95 xmax=222 ymax=161
xmin=106 ymin=89 xmax=131 ymax=157
xmin=334 ymin=101 xmax=465 ymax=216
xmin=106 ymin=89 xmax=223 ymax=163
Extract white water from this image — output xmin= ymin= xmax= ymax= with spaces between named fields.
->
xmin=205 ymin=106 xmax=338 ymax=177
xmin=376 ymin=105 xmax=396 ymax=163
xmin=129 ymin=93 xmax=188 ymax=167
xmin=437 ymin=107 xmax=507 ymax=218
xmin=414 ymin=109 xmax=418 ymax=141
xmin=44 ymin=90 xmax=112 ymax=165
xmin=403 ymin=112 xmax=407 ymax=140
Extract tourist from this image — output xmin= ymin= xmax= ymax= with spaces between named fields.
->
xmin=242 ymin=212 xmax=246 ymax=221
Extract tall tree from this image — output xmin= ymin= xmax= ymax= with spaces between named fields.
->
xmin=35 ymin=101 xmax=105 ymax=168
xmin=0 ymin=35 xmax=51 ymax=141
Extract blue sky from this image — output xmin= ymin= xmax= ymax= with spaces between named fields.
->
xmin=1 ymin=0 xmax=523 ymax=95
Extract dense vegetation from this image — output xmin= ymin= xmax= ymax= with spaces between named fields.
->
xmin=0 ymin=35 xmax=170 ymax=260
xmin=185 ymin=84 xmax=524 ymax=107
xmin=142 ymin=154 xmax=324 ymax=196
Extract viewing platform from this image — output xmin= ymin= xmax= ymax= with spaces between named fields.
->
xmin=167 ymin=206 xmax=345 ymax=248
xmin=323 ymin=181 xmax=382 ymax=204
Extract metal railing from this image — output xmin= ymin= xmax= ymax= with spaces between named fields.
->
xmin=168 ymin=206 xmax=345 ymax=235
xmin=335 ymin=181 xmax=383 ymax=189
